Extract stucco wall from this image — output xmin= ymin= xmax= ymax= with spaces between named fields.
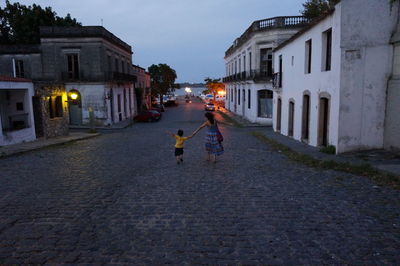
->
xmin=338 ymin=0 xmax=398 ymax=153
xmin=224 ymin=27 xmax=304 ymax=124
xmin=66 ymin=83 xmax=135 ymax=126
xmin=273 ymin=9 xmax=341 ymax=149
xmin=0 ymin=81 xmax=36 ymax=146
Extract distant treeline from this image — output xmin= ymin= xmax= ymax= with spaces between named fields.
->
xmin=178 ymin=83 xmax=205 ymax=88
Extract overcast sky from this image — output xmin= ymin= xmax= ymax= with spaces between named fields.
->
xmin=5 ymin=0 xmax=305 ymax=83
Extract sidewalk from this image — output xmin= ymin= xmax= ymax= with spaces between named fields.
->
xmin=69 ymin=119 xmax=133 ymax=130
xmin=218 ymin=108 xmax=400 ymax=177
xmin=217 ymin=107 xmax=268 ymax=127
xmin=0 ymin=132 xmax=100 ymax=158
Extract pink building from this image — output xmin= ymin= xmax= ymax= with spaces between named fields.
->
xmin=132 ymin=65 xmax=151 ymax=110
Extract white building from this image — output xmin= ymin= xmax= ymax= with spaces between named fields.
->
xmin=223 ymin=16 xmax=309 ymax=125
xmin=273 ymin=0 xmax=400 ymax=153
xmin=0 ymin=76 xmax=36 ymax=146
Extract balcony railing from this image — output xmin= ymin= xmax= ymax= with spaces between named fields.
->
xmin=61 ymin=71 xmax=137 ymax=82
xmin=272 ymin=72 xmax=282 ymax=89
xmin=223 ymin=69 xmax=273 ymax=83
xmin=225 ymin=16 xmax=309 ymax=57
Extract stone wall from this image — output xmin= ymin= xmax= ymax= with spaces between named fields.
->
xmin=34 ymin=83 xmax=69 ymax=138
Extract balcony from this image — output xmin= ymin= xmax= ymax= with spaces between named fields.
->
xmin=61 ymin=71 xmax=137 ymax=82
xmin=225 ymin=16 xmax=309 ymax=57
xmin=272 ymin=72 xmax=282 ymax=90
xmin=223 ymin=70 xmax=273 ymax=83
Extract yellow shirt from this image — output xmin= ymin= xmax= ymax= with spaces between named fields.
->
xmin=175 ymin=135 xmax=188 ymax=148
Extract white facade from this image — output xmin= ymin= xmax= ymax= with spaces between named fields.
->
xmin=0 ymin=78 xmax=36 ymax=146
xmin=66 ymin=83 xmax=135 ymax=126
xmin=274 ymin=0 xmax=399 ymax=154
xmin=224 ymin=17 xmax=308 ymax=125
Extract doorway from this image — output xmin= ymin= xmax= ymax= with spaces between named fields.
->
xmin=242 ymin=89 xmax=245 ymax=116
xmin=68 ymin=90 xmax=82 ymax=125
xmin=301 ymin=94 xmax=310 ymax=141
xmin=288 ymin=101 xmax=294 ymax=137
xmin=277 ymin=98 xmax=282 ymax=131
xmin=32 ymin=96 xmax=44 ymax=137
xmin=318 ymin=97 xmax=330 ymax=146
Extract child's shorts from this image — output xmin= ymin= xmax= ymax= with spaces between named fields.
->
xmin=175 ymin=148 xmax=184 ymax=156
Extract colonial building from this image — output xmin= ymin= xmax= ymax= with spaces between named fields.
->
xmin=40 ymin=26 xmax=137 ymax=126
xmin=223 ymin=16 xmax=309 ymax=125
xmin=0 ymin=45 xmax=69 ymax=138
xmin=273 ymin=0 xmax=400 ymax=153
xmin=0 ymin=26 xmax=137 ymax=135
xmin=132 ymin=64 xmax=151 ymax=110
xmin=0 ymin=76 xmax=36 ymax=146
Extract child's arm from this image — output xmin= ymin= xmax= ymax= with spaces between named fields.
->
xmin=166 ymin=131 xmax=175 ymax=137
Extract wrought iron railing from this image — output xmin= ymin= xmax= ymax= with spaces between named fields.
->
xmin=272 ymin=72 xmax=282 ymax=89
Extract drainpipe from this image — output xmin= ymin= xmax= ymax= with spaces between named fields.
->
xmin=12 ymin=58 xmax=16 ymax=78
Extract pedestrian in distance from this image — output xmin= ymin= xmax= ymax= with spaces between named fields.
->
xmin=191 ymin=112 xmax=224 ymax=163
xmin=167 ymin=129 xmax=193 ymax=164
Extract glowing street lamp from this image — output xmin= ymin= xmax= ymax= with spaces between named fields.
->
xmin=217 ymin=90 xmax=226 ymax=96
xmin=70 ymin=92 xmax=79 ymax=100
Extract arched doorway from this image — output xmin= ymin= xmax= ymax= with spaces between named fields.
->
xmin=276 ymin=98 xmax=282 ymax=132
xmin=318 ymin=96 xmax=330 ymax=146
xmin=302 ymin=94 xmax=310 ymax=141
xmin=288 ymin=100 xmax=295 ymax=137
xmin=68 ymin=89 xmax=82 ymax=125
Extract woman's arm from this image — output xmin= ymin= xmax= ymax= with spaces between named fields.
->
xmin=192 ymin=122 xmax=208 ymax=136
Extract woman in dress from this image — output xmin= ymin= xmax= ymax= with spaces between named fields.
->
xmin=192 ymin=112 xmax=224 ymax=163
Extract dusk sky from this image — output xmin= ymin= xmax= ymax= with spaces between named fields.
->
xmin=5 ymin=0 xmax=306 ymax=83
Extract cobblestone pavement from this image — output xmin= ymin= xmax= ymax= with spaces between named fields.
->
xmin=1 ymin=99 xmax=400 ymax=264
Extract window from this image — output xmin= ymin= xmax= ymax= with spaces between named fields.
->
xmin=249 ymin=52 xmax=252 ymax=70
xmin=235 ymin=60 xmax=237 ymax=74
xmin=238 ymin=87 xmax=241 ymax=104
xmin=108 ymin=55 xmax=112 ymax=71
xmin=231 ymin=89 xmax=233 ymax=102
xmin=15 ymin=60 xmax=24 ymax=78
xmin=243 ymin=55 xmax=246 ymax=73
xmin=248 ymin=89 xmax=251 ymax=109
xmin=260 ymin=48 xmax=273 ymax=77
xmin=16 ymin=102 xmax=24 ymax=111
xmin=258 ymin=90 xmax=273 ymax=118
xmin=121 ymin=60 xmax=125 ymax=73
xmin=323 ymin=28 xmax=332 ymax=71
xmin=305 ymin=39 xmax=312 ymax=74
xmin=66 ymin=54 xmax=79 ymax=79
xmin=49 ymin=96 xmax=63 ymax=118
xmin=279 ymin=55 xmax=283 ymax=88
xmin=115 ymin=58 xmax=119 ymax=72
xmin=239 ymin=58 xmax=241 ymax=73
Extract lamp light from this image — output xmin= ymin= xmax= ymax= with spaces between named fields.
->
xmin=70 ymin=92 xmax=79 ymax=100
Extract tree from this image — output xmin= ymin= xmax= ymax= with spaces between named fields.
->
xmin=0 ymin=0 xmax=81 ymax=44
xmin=148 ymin=64 xmax=178 ymax=104
xmin=300 ymin=0 xmax=339 ymax=21
xmin=204 ymin=77 xmax=225 ymax=103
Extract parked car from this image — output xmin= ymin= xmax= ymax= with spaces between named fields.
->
xmin=204 ymin=102 xmax=215 ymax=111
xmin=134 ymin=110 xmax=161 ymax=122
xmin=152 ymin=103 xmax=165 ymax=112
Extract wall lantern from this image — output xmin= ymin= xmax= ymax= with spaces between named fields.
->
xmin=70 ymin=92 xmax=79 ymax=100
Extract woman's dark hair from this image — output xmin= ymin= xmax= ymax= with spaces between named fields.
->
xmin=205 ymin=112 xmax=215 ymax=124
xmin=177 ymin=129 xmax=184 ymax=136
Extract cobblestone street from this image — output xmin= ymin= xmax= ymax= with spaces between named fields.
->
xmin=1 ymin=99 xmax=399 ymax=264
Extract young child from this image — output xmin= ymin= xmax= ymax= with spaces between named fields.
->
xmin=167 ymin=129 xmax=193 ymax=164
